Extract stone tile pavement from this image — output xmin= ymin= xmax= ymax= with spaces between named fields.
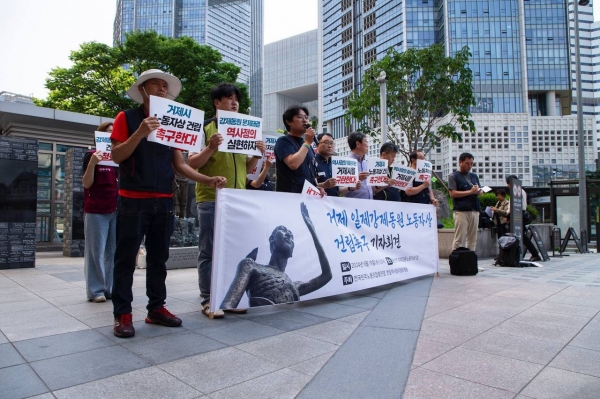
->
xmin=0 ymin=252 xmax=598 ymax=398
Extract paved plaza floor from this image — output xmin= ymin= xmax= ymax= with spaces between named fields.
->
xmin=0 ymin=252 xmax=599 ymax=398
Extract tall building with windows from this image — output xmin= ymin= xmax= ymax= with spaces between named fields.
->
xmin=114 ymin=0 xmax=263 ymax=116
xmin=319 ymin=0 xmax=596 ymax=189
xmin=263 ymin=30 xmax=318 ymax=133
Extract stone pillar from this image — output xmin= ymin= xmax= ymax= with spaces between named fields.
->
xmin=546 ymin=91 xmax=556 ymax=116
xmin=0 ymin=136 xmax=38 ymax=269
xmin=62 ymin=148 xmax=86 ymax=257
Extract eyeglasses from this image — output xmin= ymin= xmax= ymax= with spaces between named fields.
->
xmin=295 ymin=115 xmax=309 ymax=121
xmin=320 ymin=141 xmax=334 ymax=146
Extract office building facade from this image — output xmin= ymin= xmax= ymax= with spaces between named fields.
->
xmin=319 ymin=0 xmax=596 ymax=189
xmin=114 ymin=0 xmax=263 ymax=116
xmin=263 ymin=30 xmax=319 ymax=133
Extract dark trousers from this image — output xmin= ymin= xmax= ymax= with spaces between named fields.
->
xmin=112 ymin=197 xmax=174 ymax=317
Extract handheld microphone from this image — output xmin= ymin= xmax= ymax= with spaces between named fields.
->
xmin=304 ymin=123 xmax=319 ymax=145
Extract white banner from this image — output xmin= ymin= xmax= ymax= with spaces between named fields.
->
xmin=302 ymin=180 xmax=322 ymax=196
xmin=217 ymin=110 xmax=262 ymax=157
xmin=391 ymin=166 xmax=416 ymax=191
xmin=415 ymin=160 xmax=432 ymax=182
xmin=211 ymin=189 xmax=438 ymax=311
xmin=332 ymin=156 xmax=359 ymax=187
xmin=94 ymin=132 xmax=118 ymax=167
xmin=148 ymin=95 xmax=205 ymax=152
xmin=367 ymin=157 xmax=388 ymax=187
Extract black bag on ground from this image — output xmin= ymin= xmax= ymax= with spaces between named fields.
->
xmin=496 ymin=236 xmax=521 ymax=267
xmin=449 ymin=247 xmax=478 ymax=276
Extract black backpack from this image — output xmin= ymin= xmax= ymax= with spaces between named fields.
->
xmin=496 ymin=236 xmax=521 ymax=267
xmin=449 ymin=247 xmax=478 ymax=276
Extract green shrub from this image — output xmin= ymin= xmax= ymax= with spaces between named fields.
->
xmin=478 ymin=193 xmax=498 ymax=208
xmin=440 ymin=217 xmax=454 ymax=228
xmin=526 ymin=205 xmax=539 ymax=220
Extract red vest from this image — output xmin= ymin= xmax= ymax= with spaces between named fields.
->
xmin=84 ymin=162 xmax=118 ymax=214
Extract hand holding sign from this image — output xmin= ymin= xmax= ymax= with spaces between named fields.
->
xmin=94 ymin=132 xmax=118 ymax=167
xmin=415 ymin=159 xmax=432 ymax=182
xmin=148 ymin=95 xmax=205 ymax=152
xmin=217 ymin=110 xmax=263 ymax=156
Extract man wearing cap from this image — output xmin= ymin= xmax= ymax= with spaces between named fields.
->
xmin=110 ymin=69 xmax=227 ymax=338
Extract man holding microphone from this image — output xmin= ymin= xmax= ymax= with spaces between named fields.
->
xmin=274 ymin=105 xmax=325 ymax=195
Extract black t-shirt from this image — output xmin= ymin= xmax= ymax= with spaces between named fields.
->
xmin=274 ymin=135 xmax=317 ymax=193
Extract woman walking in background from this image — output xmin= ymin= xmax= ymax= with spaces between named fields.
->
xmin=82 ymin=122 xmax=118 ymax=302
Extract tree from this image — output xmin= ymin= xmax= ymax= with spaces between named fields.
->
xmin=35 ymin=31 xmax=251 ymax=118
xmin=345 ymin=44 xmax=476 ymax=163
xmin=34 ymin=42 xmax=136 ymax=117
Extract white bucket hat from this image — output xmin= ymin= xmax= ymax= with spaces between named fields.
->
xmin=127 ymin=69 xmax=182 ymax=104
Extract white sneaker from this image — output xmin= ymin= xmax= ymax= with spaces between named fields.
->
xmin=92 ymin=295 xmax=106 ymax=303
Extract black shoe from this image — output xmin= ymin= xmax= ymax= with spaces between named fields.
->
xmin=114 ymin=314 xmax=135 ymax=338
xmin=146 ymin=306 xmax=182 ymax=327
xmin=528 ymin=256 xmax=541 ymax=262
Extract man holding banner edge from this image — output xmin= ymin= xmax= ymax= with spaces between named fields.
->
xmin=109 ymin=69 xmax=227 ymax=338
xmin=188 ymin=83 xmax=266 ymax=319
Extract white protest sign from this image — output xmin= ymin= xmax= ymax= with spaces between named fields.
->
xmin=367 ymin=157 xmax=389 ymax=187
xmin=211 ymin=189 xmax=438 ymax=311
xmin=391 ymin=166 xmax=417 ymax=191
xmin=148 ymin=95 xmax=205 ymax=152
xmin=415 ymin=159 xmax=432 ymax=182
xmin=302 ymin=180 xmax=322 ymax=196
xmin=331 ymin=156 xmax=359 ymax=187
xmin=217 ymin=110 xmax=262 ymax=157
xmin=247 ymin=157 xmax=265 ymax=181
xmin=94 ymin=132 xmax=118 ymax=167
xmin=264 ymin=134 xmax=278 ymax=161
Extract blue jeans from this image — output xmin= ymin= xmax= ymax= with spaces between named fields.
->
xmin=84 ymin=211 xmax=117 ymax=300
xmin=112 ymin=197 xmax=174 ymax=317
xmin=197 ymin=201 xmax=215 ymax=305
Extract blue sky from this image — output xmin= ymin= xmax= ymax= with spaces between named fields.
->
xmin=0 ymin=0 xmax=596 ymax=100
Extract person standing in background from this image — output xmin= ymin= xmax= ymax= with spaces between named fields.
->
xmin=82 ymin=122 xmax=118 ymax=303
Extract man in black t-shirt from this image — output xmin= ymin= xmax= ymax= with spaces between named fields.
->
xmin=274 ymin=105 xmax=324 ymax=195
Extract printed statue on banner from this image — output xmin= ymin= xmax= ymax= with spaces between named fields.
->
xmin=220 ymin=202 xmax=332 ymax=309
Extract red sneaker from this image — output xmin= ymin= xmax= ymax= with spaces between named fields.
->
xmin=114 ymin=313 xmax=135 ymax=338
xmin=145 ymin=306 xmax=182 ymax=327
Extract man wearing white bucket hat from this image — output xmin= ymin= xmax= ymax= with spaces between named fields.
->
xmin=109 ymin=69 xmax=227 ymax=338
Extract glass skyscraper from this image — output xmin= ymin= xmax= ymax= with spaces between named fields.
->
xmin=319 ymin=0 xmax=596 ymax=189
xmin=114 ymin=0 xmax=263 ymax=116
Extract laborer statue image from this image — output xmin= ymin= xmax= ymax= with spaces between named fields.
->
xmin=220 ymin=202 xmax=332 ymax=308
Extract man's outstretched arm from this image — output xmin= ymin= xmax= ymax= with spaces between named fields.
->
xmin=297 ymin=203 xmax=332 ymax=296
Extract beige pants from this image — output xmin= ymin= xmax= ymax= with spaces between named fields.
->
xmin=452 ymin=211 xmax=479 ymax=251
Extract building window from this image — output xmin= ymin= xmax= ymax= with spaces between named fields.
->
xmin=364 ymin=48 xmax=376 ymax=65
xmin=364 ymin=0 xmax=376 ymax=13
xmin=364 ymin=12 xmax=376 ymax=30
xmin=341 ymin=28 xmax=352 ymax=43
xmin=343 ymin=97 xmax=349 ymax=109
xmin=364 ymin=30 xmax=376 ymax=47
xmin=341 ymin=0 xmax=351 ymax=11
xmin=342 ymin=77 xmax=353 ymax=93
xmin=342 ymin=44 xmax=353 ymax=60
xmin=342 ymin=61 xmax=353 ymax=76
xmin=341 ymin=11 xmax=352 ymax=27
